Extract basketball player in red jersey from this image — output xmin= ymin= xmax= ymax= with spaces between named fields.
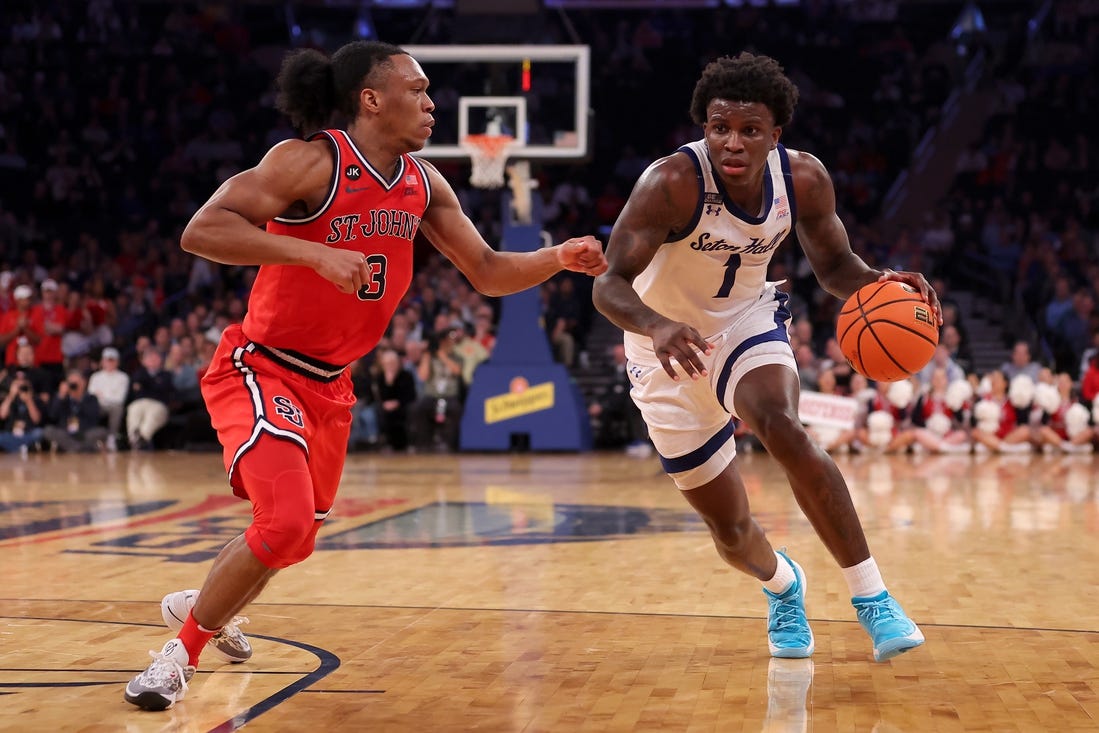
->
xmin=124 ymin=41 xmax=606 ymax=711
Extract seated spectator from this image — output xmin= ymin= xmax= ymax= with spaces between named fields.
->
xmin=411 ymin=328 xmax=464 ymax=452
xmin=939 ymin=324 xmax=972 ymax=375
xmin=1043 ymin=275 xmax=1074 ymax=334
xmin=1000 ymin=340 xmax=1041 ymax=382
xmin=471 ymin=306 xmax=496 ymax=353
xmin=32 ymin=278 xmax=67 ymax=391
xmin=0 ymin=369 xmax=45 ymax=455
xmin=794 ymin=343 xmax=820 ymax=391
xmin=125 ymin=348 xmax=175 ymax=450
xmin=0 ymin=285 xmax=42 ymax=368
xmin=804 ymin=367 xmax=859 ymax=454
xmin=1050 ymin=288 xmax=1095 ymax=374
xmin=165 ymin=341 xmax=200 ymax=406
xmin=452 ymin=324 xmax=488 ymax=385
xmin=88 ymin=347 xmax=130 ymax=451
xmin=916 ymin=345 xmax=966 ymax=388
xmin=43 ymin=369 xmax=108 ymax=452
xmin=372 ymin=347 xmax=417 ymax=452
xmin=588 ymin=344 xmax=649 ymax=454
xmin=61 ymin=289 xmax=110 ymax=359
xmin=542 ymin=278 xmax=581 ymax=367
xmin=818 ymin=338 xmax=855 ymax=394
xmin=402 ymin=339 xmax=428 ymax=395
xmin=348 ymin=356 xmax=379 ymax=450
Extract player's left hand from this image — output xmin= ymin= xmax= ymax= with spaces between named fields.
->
xmin=556 ymin=237 xmax=608 ymax=276
xmin=878 ymin=268 xmax=942 ymax=325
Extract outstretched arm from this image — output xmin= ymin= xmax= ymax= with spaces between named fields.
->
xmin=416 ymin=162 xmax=606 ymax=297
xmin=592 ymin=154 xmax=712 ymax=381
xmin=791 ymin=150 xmax=942 ymax=323
xmin=181 ymin=139 xmax=377 ymax=295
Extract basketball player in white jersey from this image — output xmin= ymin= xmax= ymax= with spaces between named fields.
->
xmin=593 ymin=52 xmax=939 ymax=662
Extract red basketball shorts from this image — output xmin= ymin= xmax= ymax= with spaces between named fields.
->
xmin=201 ymin=324 xmax=355 ymax=513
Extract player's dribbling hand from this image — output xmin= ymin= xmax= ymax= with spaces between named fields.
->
xmin=315 ymin=247 xmax=375 ymax=295
xmin=877 ymin=268 xmax=942 ymax=325
xmin=649 ymin=319 xmax=714 ymax=381
xmin=556 ymin=237 xmax=608 ymax=276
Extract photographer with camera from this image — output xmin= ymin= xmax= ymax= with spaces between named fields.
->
xmin=0 ymin=366 xmax=45 ymax=455
xmin=43 ymin=369 xmax=108 ymax=453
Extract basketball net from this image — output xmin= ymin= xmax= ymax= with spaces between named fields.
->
xmin=463 ymin=133 xmax=515 ymax=189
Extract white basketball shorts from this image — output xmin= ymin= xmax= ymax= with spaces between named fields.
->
xmin=624 ymin=286 xmax=795 ymax=489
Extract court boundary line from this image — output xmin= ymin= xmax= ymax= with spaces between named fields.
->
xmin=2 ymin=602 xmax=1096 ymax=636
xmin=0 ymin=614 xmax=341 ymax=732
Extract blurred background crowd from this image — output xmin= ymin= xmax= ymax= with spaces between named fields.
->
xmin=0 ymin=0 xmax=1095 ymax=457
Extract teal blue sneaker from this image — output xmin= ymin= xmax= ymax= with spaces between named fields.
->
xmin=852 ymin=590 xmax=925 ymax=662
xmin=763 ymin=551 xmax=814 ymax=658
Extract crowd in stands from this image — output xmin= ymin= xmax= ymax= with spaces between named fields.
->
xmin=784 ymin=323 xmax=1099 ymax=458
xmin=0 ymin=1 xmax=1096 ymax=456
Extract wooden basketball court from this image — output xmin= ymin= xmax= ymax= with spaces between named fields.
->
xmin=1 ymin=449 xmax=1096 ymax=731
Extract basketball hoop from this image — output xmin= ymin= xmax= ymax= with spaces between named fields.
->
xmin=463 ymin=133 xmax=515 ymax=189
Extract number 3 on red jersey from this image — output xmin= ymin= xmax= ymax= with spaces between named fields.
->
xmin=357 ymin=254 xmax=387 ymax=301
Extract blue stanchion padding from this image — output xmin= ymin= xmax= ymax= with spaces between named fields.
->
xmin=459 ymin=194 xmax=591 ymax=452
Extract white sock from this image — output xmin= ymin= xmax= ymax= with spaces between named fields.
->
xmin=761 ymin=551 xmax=797 ymax=595
xmin=161 ymin=638 xmax=190 ymax=666
xmin=842 ymin=556 xmax=886 ymax=599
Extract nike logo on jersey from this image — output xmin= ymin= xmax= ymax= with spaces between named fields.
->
xmin=345 ymin=185 xmax=370 ymax=194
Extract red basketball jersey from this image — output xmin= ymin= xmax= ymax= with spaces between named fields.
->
xmin=244 ymin=129 xmax=432 ymax=367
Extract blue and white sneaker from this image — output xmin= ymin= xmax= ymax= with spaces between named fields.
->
xmin=852 ymin=590 xmax=925 ymax=661
xmin=763 ymin=551 xmax=814 ymax=658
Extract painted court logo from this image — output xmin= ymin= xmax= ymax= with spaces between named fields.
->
xmin=0 ymin=495 xmax=790 ymax=562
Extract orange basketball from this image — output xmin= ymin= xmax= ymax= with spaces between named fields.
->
xmin=835 ymin=281 xmax=938 ymax=383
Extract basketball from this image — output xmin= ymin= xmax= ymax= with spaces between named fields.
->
xmin=835 ymin=281 xmax=938 ymax=383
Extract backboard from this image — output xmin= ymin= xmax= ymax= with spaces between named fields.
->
xmin=404 ymin=44 xmax=590 ymax=162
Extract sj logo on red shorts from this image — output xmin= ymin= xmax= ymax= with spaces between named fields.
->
xmin=272 ymin=395 xmax=305 ymax=428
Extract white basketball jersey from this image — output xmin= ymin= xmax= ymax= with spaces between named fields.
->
xmin=624 ymin=140 xmax=796 ymax=353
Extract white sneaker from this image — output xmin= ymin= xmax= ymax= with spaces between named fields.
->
xmin=1062 ymin=441 xmax=1094 ymax=454
xmin=161 ymin=590 xmax=252 ymax=664
xmin=998 ymin=442 xmax=1032 ymax=454
xmin=124 ymin=639 xmax=195 ymax=710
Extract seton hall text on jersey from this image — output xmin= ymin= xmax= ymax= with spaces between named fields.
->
xmin=688 ymin=230 xmax=787 ymax=255
xmin=325 ymin=210 xmax=422 ymax=244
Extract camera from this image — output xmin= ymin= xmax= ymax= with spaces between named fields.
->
xmin=67 ymin=380 xmax=79 ymax=390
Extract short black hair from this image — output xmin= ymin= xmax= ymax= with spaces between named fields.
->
xmin=689 ymin=52 xmax=799 ymax=128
